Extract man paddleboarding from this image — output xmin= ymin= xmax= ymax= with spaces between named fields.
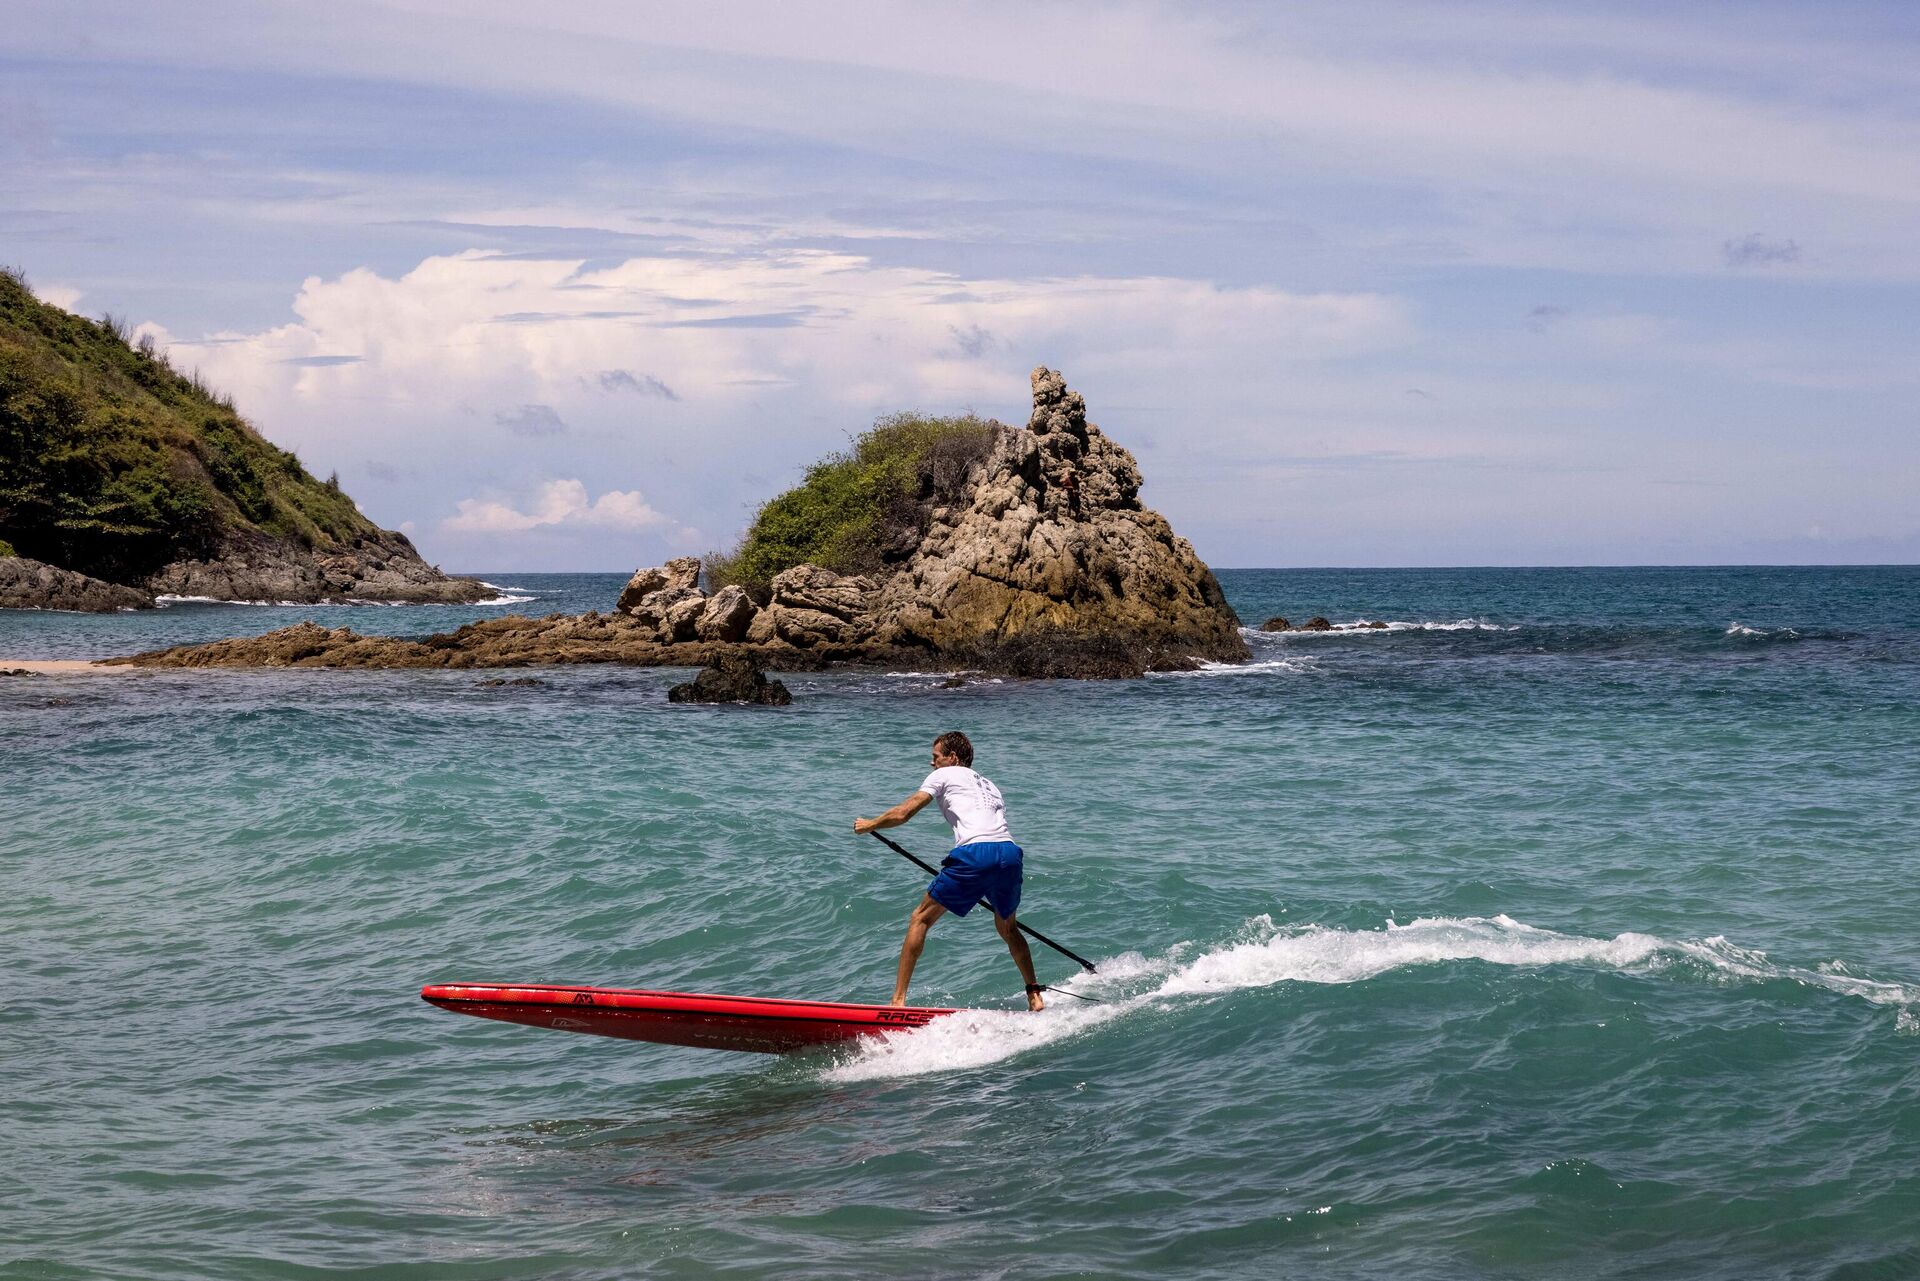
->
xmin=854 ymin=731 xmax=1045 ymax=1011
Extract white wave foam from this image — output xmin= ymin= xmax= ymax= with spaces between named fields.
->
xmin=875 ymin=671 xmax=1006 ymax=686
xmin=1725 ymin=621 xmax=1798 ymax=638
xmin=1154 ymin=657 xmax=1316 ymax=678
xmin=155 ymin=594 xmax=383 ymax=607
xmin=156 ymin=592 xmax=536 ymax=607
xmin=1242 ymin=619 xmax=1516 ymax=640
xmin=821 ymin=914 xmax=1918 ymax=1081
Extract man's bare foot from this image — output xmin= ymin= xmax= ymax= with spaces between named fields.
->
xmin=1025 ymin=985 xmax=1045 ymax=1012
xmin=889 ymin=997 xmax=907 ymax=1008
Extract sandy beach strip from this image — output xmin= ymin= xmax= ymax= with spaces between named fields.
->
xmin=1 ymin=658 xmax=142 ymax=676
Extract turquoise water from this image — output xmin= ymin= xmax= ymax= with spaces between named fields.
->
xmin=4 ymin=567 xmax=1918 ymax=1279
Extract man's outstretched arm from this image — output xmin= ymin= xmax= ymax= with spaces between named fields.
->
xmin=854 ymin=791 xmax=932 ymax=834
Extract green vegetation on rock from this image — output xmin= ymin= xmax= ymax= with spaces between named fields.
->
xmin=0 ymin=268 xmax=382 ymax=583
xmin=708 ymin=412 xmax=997 ymax=592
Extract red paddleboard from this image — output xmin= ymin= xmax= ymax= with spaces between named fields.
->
xmin=421 ymin=982 xmax=957 ymax=1055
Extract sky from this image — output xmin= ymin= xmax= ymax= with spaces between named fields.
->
xmin=3 ymin=1 xmax=1917 ymax=570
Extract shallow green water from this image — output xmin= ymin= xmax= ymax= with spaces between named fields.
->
xmin=4 ymin=567 xmax=1918 ymax=1279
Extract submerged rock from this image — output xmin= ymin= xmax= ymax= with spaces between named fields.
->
xmin=1259 ymin=617 xmax=1291 ymax=632
xmin=667 ymin=653 xmax=792 ymax=706
xmin=1300 ymin=617 xmax=1333 ymax=631
xmin=958 ymin=628 xmax=1199 ymax=680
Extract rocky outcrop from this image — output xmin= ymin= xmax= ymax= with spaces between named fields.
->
xmin=617 ymin=556 xmax=714 ymax=641
xmin=616 ymin=561 xmax=885 ymax=650
xmin=863 ymin=368 xmax=1245 ymax=666
xmin=744 ymin=565 xmax=875 ymax=647
xmin=667 ymin=653 xmax=792 ymax=705
xmin=603 ymin=370 xmax=1240 ymax=673
xmin=105 ymin=616 xmax=922 ymax=672
xmin=0 ymin=557 xmax=155 ymax=612
xmin=144 ymin=527 xmax=490 ymax=604
xmin=617 ymin=557 xmax=702 ymax=613
xmin=695 ymin=586 xmax=756 ymax=642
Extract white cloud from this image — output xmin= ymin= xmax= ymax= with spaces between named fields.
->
xmin=32 ymin=282 xmax=84 ymax=312
xmin=161 ymin=248 xmax=1407 ymax=429
xmin=130 ymin=247 xmax=1413 ymax=567
xmin=442 ymin=479 xmax=671 ymax=534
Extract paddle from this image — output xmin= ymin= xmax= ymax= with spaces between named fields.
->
xmin=866 ymin=831 xmax=1102 ymax=1003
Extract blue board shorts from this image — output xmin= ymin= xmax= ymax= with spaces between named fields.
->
xmin=927 ymin=841 xmax=1024 ymax=919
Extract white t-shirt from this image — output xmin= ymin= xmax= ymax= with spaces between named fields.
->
xmin=918 ymin=766 xmax=1015 ymax=848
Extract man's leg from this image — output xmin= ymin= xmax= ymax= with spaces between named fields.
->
xmin=994 ymin=913 xmax=1044 ymax=1011
xmin=891 ymin=894 xmax=948 ymax=1006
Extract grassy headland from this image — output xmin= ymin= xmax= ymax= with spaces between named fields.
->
xmin=0 ymin=268 xmax=384 ymax=585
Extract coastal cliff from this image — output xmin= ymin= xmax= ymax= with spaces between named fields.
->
xmin=113 ymin=368 xmax=1247 ymax=677
xmin=0 ymin=269 xmax=488 ymax=606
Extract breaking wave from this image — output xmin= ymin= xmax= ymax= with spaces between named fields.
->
xmin=152 ymin=586 xmax=537 ymax=607
xmin=1155 ymin=656 xmax=1317 ymax=677
xmin=1246 ymin=618 xmax=1518 ymax=637
xmin=821 ymin=914 xmax=1918 ymax=1081
xmin=476 ymin=583 xmax=536 ymax=606
xmin=155 ymin=594 xmax=409 ymax=607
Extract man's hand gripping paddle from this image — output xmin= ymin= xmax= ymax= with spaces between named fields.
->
xmin=866 ymin=831 xmax=1103 ymax=1004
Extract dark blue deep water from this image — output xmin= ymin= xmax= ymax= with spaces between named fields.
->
xmin=4 ymin=567 xmax=1918 ymax=1279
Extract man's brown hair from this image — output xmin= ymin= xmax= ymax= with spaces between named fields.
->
xmin=933 ymin=730 xmax=974 ymax=767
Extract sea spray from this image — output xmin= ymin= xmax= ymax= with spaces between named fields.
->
xmin=825 ymin=915 xmax=1920 ymax=1081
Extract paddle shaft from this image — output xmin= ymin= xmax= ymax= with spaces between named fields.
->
xmin=867 ymin=831 xmax=1098 ymax=973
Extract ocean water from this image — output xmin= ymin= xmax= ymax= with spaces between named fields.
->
xmin=4 ymin=566 xmax=1918 ymax=1280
